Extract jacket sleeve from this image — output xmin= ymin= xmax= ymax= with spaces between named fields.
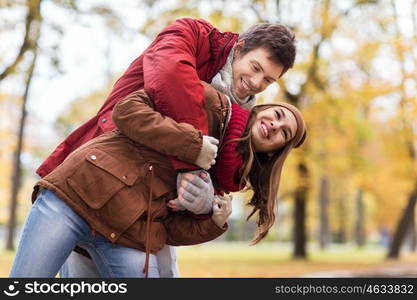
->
xmin=163 ymin=212 xmax=228 ymax=246
xmin=143 ymin=18 xmax=212 ymax=170
xmin=112 ymin=90 xmax=202 ymax=165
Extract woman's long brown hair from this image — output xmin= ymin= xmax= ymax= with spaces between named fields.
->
xmin=235 ymin=104 xmax=305 ymax=244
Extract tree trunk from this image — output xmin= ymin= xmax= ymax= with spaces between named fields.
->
xmin=387 ymin=185 xmax=417 ymax=258
xmin=407 ymin=209 xmax=416 ymax=252
xmin=354 ymin=189 xmax=365 ymax=247
xmin=0 ymin=0 xmax=42 ymax=82
xmin=333 ymin=190 xmax=349 ymax=244
xmin=293 ymin=161 xmax=308 ymax=258
xmin=318 ymin=176 xmax=329 ymax=249
xmin=5 ymin=51 xmax=38 ymax=251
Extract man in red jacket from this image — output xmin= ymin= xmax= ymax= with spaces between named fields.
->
xmin=46 ymin=17 xmax=296 ymax=277
xmin=37 ymin=17 xmax=295 ymax=178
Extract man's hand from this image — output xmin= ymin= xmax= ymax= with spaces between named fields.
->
xmin=194 ymin=136 xmax=219 ymax=170
xmin=167 ymin=170 xmax=214 ymax=214
xmin=211 ymin=194 xmax=232 ymax=228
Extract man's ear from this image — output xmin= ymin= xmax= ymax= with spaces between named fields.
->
xmin=234 ymin=40 xmax=245 ymax=58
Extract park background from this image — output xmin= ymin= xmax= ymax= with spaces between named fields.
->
xmin=1 ymin=0 xmax=417 ymax=277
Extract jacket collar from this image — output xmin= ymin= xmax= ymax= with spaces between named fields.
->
xmin=207 ymin=29 xmax=239 ymax=80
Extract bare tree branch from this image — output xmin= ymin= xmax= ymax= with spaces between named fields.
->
xmin=0 ymin=0 xmax=42 ymax=82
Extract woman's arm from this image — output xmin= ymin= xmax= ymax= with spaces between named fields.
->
xmin=112 ymin=90 xmax=203 ymax=165
xmin=164 ymin=195 xmax=232 ymax=246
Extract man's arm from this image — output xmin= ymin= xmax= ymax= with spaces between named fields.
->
xmin=112 ymin=90 xmax=202 ymax=164
xmin=143 ymin=18 xmax=214 ymax=170
xmin=113 ymin=87 xmax=219 ymax=217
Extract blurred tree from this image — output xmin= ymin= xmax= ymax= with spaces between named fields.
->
xmin=1 ymin=0 xmax=128 ymax=250
xmin=4 ymin=0 xmax=41 ymax=251
xmin=386 ymin=0 xmax=417 ymax=259
xmin=276 ymin=0 xmax=397 ymax=256
xmin=5 ymin=0 xmax=417 ymax=261
xmin=354 ymin=189 xmax=365 ymax=247
xmin=6 ymin=51 xmax=37 ymax=250
xmin=279 ymin=0 xmax=338 ymax=258
xmin=0 ymin=0 xmax=42 ymax=82
xmin=318 ymin=175 xmax=330 ymax=249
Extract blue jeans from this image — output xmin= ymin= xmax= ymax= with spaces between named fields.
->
xmin=10 ymin=188 xmax=159 ymax=278
xmin=59 ymin=244 xmax=179 ymax=278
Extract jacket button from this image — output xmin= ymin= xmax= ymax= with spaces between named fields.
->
xmin=101 ymin=118 xmax=107 ymax=123
xmin=110 ymin=233 xmax=116 ymax=239
xmin=122 ymin=175 xmax=128 ymax=180
xmin=90 ymin=155 xmax=97 ymax=160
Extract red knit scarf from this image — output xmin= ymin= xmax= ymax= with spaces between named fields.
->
xmin=214 ymin=103 xmax=249 ymax=192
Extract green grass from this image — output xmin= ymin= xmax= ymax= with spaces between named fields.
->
xmin=0 ymin=248 xmax=15 ymax=277
xmin=178 ymin=242 xmax=385 ymax=262
xmin=176 ymin=242 xmax=417 ymax=277
xmin=2 ymin=242 xmax=416 ymax=277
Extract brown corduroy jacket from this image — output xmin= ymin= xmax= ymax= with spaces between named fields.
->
xmin=33 ymin=82 xmax=231 ymax=254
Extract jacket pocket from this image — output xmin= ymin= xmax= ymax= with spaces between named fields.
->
xmin=67 ymin=149 xmax=143 ymax=209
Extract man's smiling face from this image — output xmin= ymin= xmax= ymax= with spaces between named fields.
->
xmin=231 ymin=42 xmax=284 ymax=99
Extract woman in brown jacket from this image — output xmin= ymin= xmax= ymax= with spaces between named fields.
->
xmin=9 ymin=83 xmax=306 ymax=278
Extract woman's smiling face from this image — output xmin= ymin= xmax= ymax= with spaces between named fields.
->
xmin=251 ymin=106 xmax=298 ymax=155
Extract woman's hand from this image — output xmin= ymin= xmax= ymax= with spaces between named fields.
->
xmin=211 ymin=194 xmax=232 ymax=228
xmin=167 ymin=170 xmax=214 ymax=214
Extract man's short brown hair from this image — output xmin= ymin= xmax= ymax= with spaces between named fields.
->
xmin=238 ymin=23 xmax=296 ymax=77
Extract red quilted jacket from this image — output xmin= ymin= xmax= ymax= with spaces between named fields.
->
xmin=37 ymin=17 xmax=238 ymax=177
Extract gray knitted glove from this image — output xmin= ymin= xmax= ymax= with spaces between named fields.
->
xmin=194 ymin=136 xmax=219 ymax=170
xmin=173 ymin=170 xmax=214 ymax=214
